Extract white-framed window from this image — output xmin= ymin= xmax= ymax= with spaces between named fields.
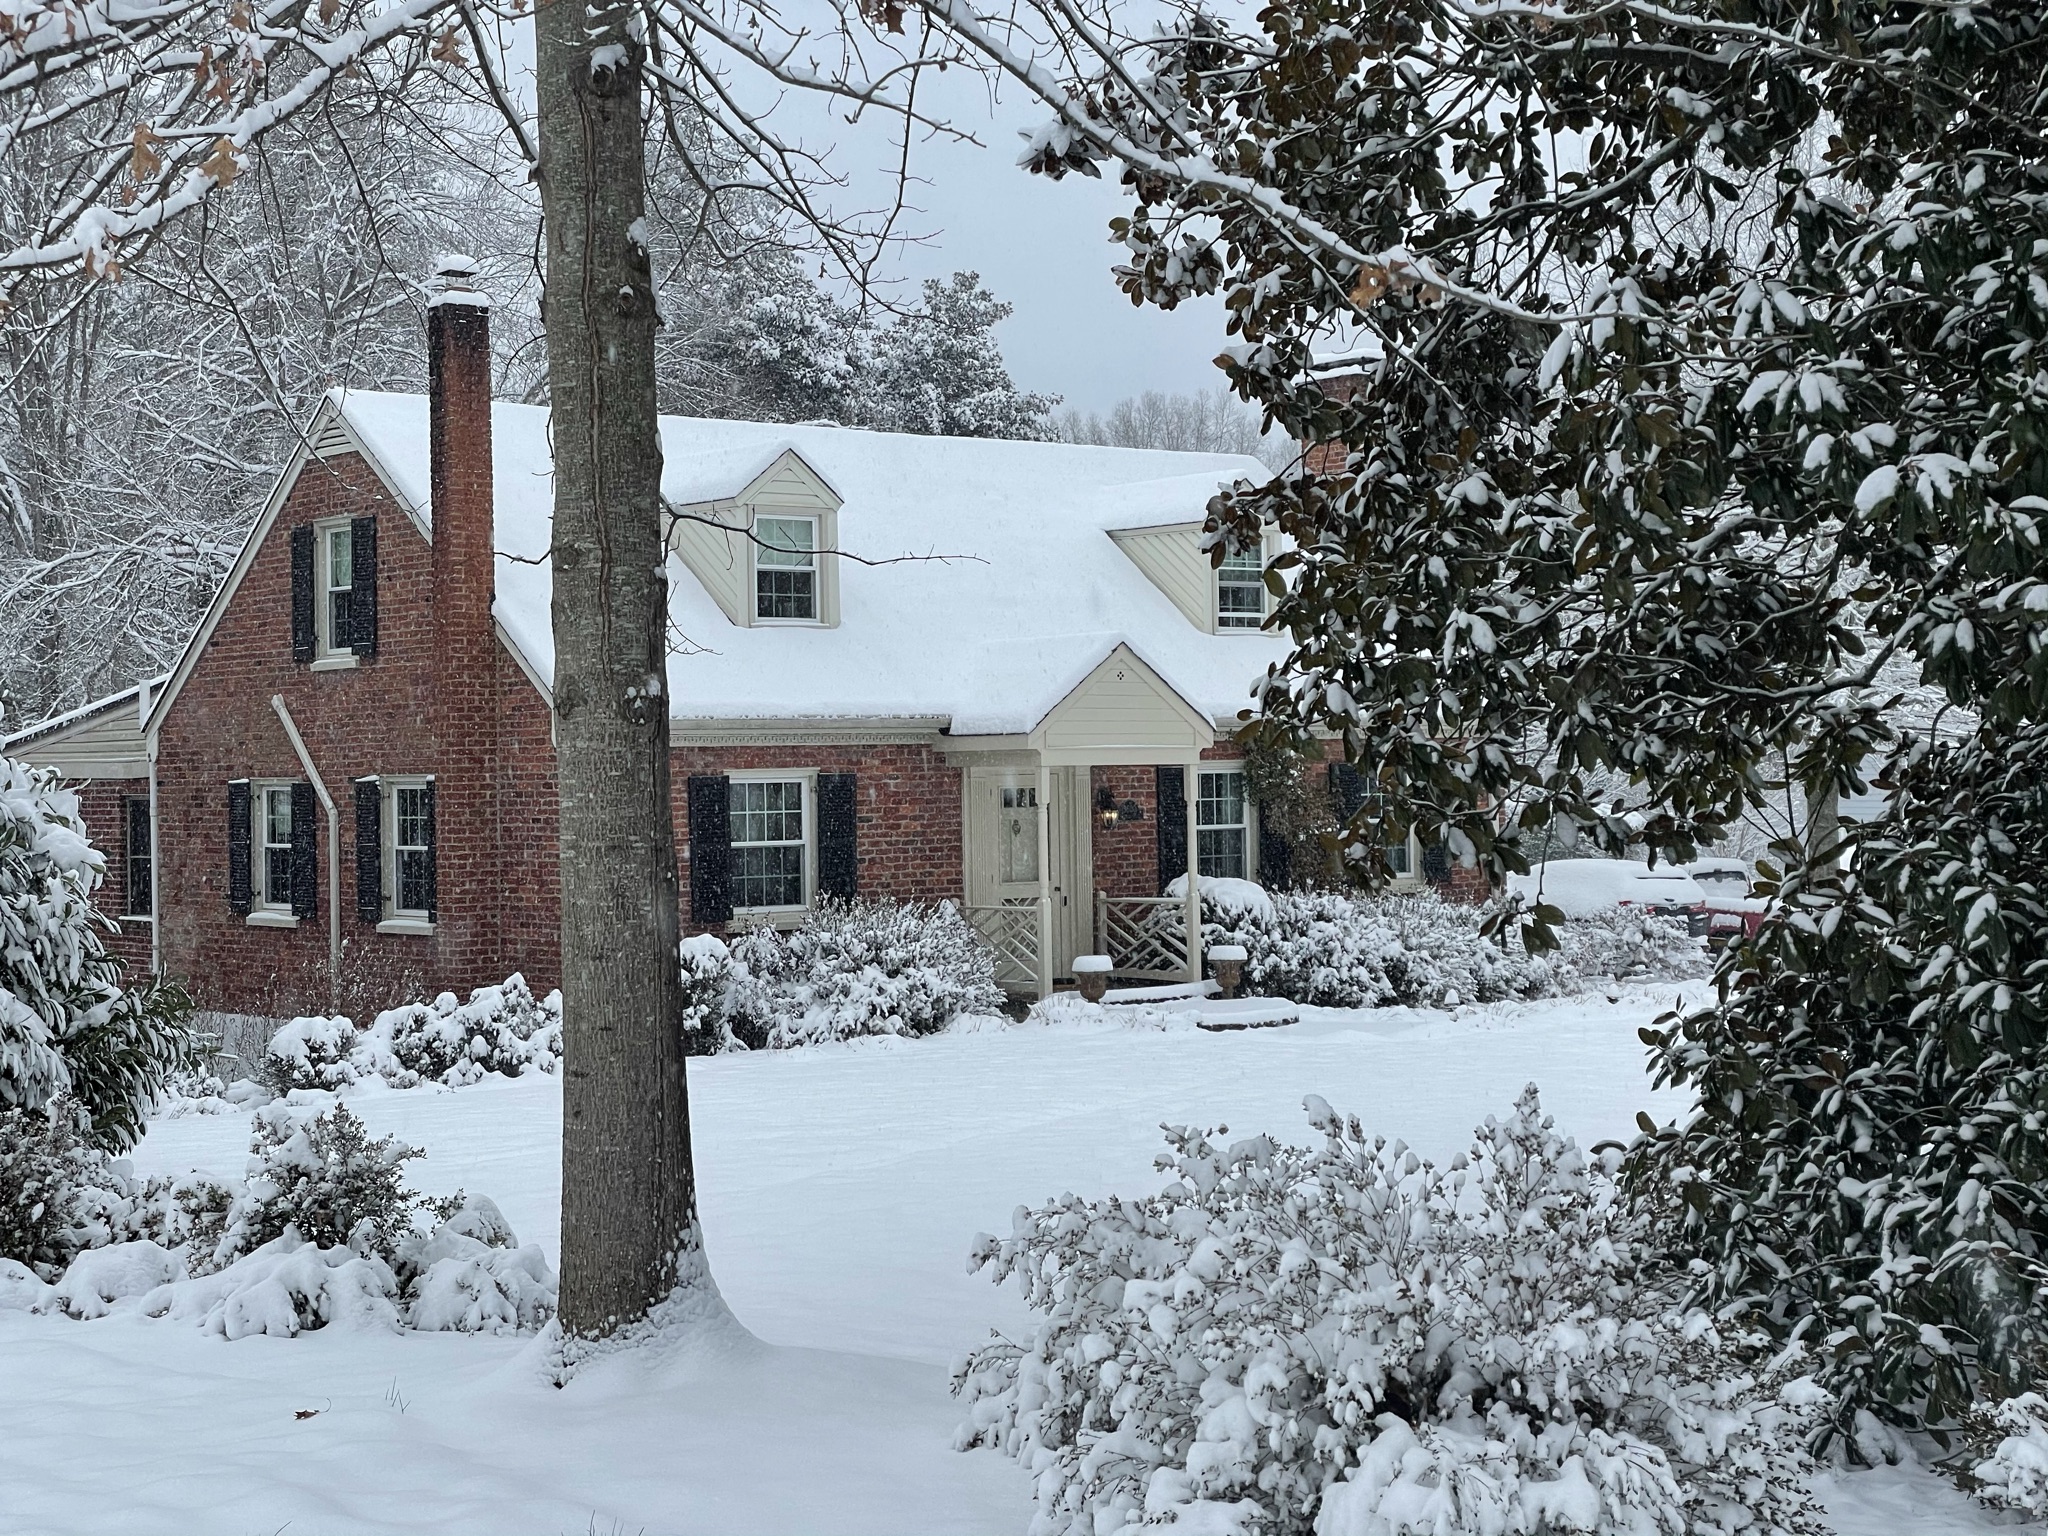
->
xmin=998 ymin=784 xmax=1040 ymax=884
xmin=318 ymin=519 xmax=355 ymax=654
xmin=387 ymin=778 xmax=434 ymax=918
xmin=1216 ymin=545 xmax=1265 ymax=630
xmin=754 ymin=515 xmax=819 ymax=623
xmin=1196 ymin=769 xmax=1251 ymax=880
xmin=257 ymin=784 xmax=295 ymax=910
xmin=730 ymin=776 xmax=810 ymax=911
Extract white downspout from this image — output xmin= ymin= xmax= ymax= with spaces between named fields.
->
xmin=270 ymin=695 xmax=341 ymax=1010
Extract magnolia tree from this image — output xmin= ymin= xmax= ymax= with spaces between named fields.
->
xmin=885 ymin=0 xmax=2048 ymax=1440
xmin=0 ymin=756 xmax=195 ymax=1149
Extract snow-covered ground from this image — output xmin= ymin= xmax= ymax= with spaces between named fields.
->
xmin=0 ymin=984 xmax=2012 ymax=1535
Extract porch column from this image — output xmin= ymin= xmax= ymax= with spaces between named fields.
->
xmin=1035 ymin=759 xmax=1054 ymax=1000
xmin=1184 ymin=762 xmax=1202 ymax=984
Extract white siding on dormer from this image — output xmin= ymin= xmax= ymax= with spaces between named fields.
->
xmin=669 ymin=504 xmax=750 ymax=625
xmin=1110 ymin=523 xmax=1212 ymax=631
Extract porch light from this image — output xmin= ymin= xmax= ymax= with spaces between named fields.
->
xmin=1095 ymin=786 xmax=1120 ymax=825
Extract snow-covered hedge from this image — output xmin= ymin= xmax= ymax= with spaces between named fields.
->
xmin=955 ymin=1087 xmax=1824 ymax=1536
xmin=1168 ymin=879 xmax=1704 ymax=1009
xmin=259 ymin=974 xmax=561 ymax=1094
xmin=722 ymin=898 xmax=1006 ymax=1049
xmin=2 ymin=754 xmax=198 ymax=1149
xmin=1 ymin=1100 xmax=552 ymax=1336
xmin=1969 ymin=1393 xmax=2048 ymax=1518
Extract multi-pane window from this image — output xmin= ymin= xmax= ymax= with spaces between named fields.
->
xmin=755 ymin=516 xmax=818 ymax=621
xmin=730 ymin=778 xmax=807 ymax=909
xmin=260 ymin=786 xmax=294 ymax=908
xmin=1361 ymin=792 xmax=1413 ymax=876
xmin=998 ymin=785 xmax=1040 ymax=884
xmin=391 ymin=783 xmax=434 ymax=916
xmin=1216 ymin=546 xmax=1265 ymax=629
xmin=1196 ymin=769 xmax=1250 ymax=879
xmin=323 ymin=523 xmax=355 ymax=652
xmin=124 ymin=797 xmax=152 ymax=917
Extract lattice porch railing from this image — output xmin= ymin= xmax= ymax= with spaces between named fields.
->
xmin=1095 ymin=893 xmax=1189 ymax=980
xmin=966 ymin=899 xmax=1042 ymax=990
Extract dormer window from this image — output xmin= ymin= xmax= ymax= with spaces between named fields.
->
xmin=1216 ymin=546 xmax=1265 ymax=629
xmin=755 ymin=515 xmax=819 ymax=622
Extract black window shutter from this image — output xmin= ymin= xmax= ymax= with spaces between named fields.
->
xmin=125 ymin=797 xmax=153 ymax=916
xmin=349 ymin=515 xmax=378 ymax=656
xmin=1422 ymin=841 xmax=1451 ymax=885
xmin=422 ymin=780 xmax=438 ymax=922
xmin=227 ymin=780 xmax=252 ymax=914
xmin=290 ymin=525 xmax=315 ymax=663
xmin=1155 ymin=765 xmax=1188 ymax=894
xmin=688 ymin=774 xmax=733 ymax=926
xmin=354 ymin=777 xmax=382 ymax=922
xmin=1257 ymin=800 xmax=1293 ymax=891
xmin=1327 ymin=761 xmax=1368 ymax=821
xmin=290 ymin=781 xmax=318 ymax=919
xmin=817 ymin=772 xmax=858 ymax=900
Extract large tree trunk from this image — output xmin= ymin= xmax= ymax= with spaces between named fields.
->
xmin=534 ymin=0 xmax=700 ymax=1337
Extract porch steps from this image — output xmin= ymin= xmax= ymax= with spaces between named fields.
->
xmin=1101 ymin=979 xmax=1220 ymax=1005
xmin=1192 ymin=998 xmax=1300 ymax=1032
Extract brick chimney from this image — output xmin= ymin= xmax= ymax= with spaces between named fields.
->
xmin=427 ymin=254 xmax=499 ymax=990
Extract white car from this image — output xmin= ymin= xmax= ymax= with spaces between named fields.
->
xmin=1506 ymin=858 xmax=1709 ymax=933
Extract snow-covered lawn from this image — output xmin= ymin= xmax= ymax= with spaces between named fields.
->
xmin=0 ymin=984 xmax=2008 ymax=1535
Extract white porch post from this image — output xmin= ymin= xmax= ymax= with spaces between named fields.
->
xmin=1184 ymin=762 xmax=1202 ymax=984
xmin=1035 ymin=759 xmax=1054 ymax=1000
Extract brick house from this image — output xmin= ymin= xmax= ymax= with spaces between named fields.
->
xmin=6 ymin=266 xmax=1460 ymax=1018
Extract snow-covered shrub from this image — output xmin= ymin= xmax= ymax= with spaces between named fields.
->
xmin=216 ymin=1102 xmax=452 ymax=1266
xmin=955 ymin=1087 xmax=1824 ymax=1536
xmin=1563 ymin=907 xmax=1712 ymax=983
xmin=679 ymin=934 xmax=739 ymax=1056
xmin=463 ymin=974 xmax=560 ymax=1077
xmin=724 ymin=898 xmax=1005 ymax=1049
xmin=1970 ymin=1393 xmax=2048 ymax=1518
xmin=0 ymin=1102 xmax=100 ymax=1275
xmin=1 ymin=754 xmax=199 ymax=1148
xmin=259 ymin=1013 xmax=363 ymax=1094
xmin=372 ymin=994 xmax=475 ymax=1085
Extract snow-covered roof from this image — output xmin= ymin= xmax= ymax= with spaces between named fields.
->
xmin=334 ymin=391 xmax=1288 ymax=733
xmin=3 ymin=675 xmax=165 ymax=753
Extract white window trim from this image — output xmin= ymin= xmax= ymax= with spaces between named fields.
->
xmin=750 ymin=512 xmax=824 ymax=628
xmin=1214 ymin=535 xmax=1270 ymax=634
xmin=383 ymin=775 xmax=435 ymax=926
xmin=252 ymin=781 xmax=296 ymax=917
xmin=1195 ymin=768 xmax=1255 ymax=882
xmin=313 ymin=516 xmax=356 ymax=659
xmin=728 ymin=768 xmax=816 ymax=917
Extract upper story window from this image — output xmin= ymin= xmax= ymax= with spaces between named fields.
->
xmin=1216 ymin=546 xmax=1265 ymax=630
xmin=730 ymin=777 xmax=809 ymax=910
xmin=321 ymin=522 xmax=355 ymax=654
xmin=755 ymin=515 xmax=819 ymax=622
xmin=259 ymin=785 xmax=294 ymax=910
xmin=1196 ymin=769 xmax=1250 ymax=879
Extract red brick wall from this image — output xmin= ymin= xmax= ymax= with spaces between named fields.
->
xmin=157 ymin=453 xmax=450 ymax=1018
xmin=1088 ymin=765 xmax=1160 ymax=898
xmin=71 ymin=777 xmax=154 ymax=977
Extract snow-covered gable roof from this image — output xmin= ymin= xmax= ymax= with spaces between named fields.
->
xmin=333 ymin=391 xmax=1288 ymax=734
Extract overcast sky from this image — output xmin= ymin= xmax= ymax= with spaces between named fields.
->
xmin=766 ymin=72 xmax=1235 ymax=416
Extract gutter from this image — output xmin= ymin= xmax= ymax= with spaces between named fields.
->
xmin=270 ymin=695 xmax=341 ymax=1010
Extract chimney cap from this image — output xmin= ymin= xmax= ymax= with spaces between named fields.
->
xmin=428 ymin=253 xmax=490 ymax=311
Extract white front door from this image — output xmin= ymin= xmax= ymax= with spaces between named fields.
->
xmin=967 ymin=766 xmax=1092 ymax=984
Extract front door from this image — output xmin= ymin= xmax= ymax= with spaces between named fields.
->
xmin=967 ymin=766 xmax=1093 ymax=985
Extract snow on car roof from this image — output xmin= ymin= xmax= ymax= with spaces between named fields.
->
xmin=1505 ymin=858 xmax=1705 ymax=918
xmin=336 ymin=391 xmax=1287 ymax=732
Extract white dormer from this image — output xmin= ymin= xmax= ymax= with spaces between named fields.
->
xmin=666 ymin=446 xmax=843 ymax=628
xmin=1108 ymin=520 xmax=1279 ymax=634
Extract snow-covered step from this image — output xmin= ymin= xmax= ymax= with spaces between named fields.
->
xmin=1101 ymin=979 xmax=1220 ymax=1005
xmin=1194 ymin=998 xmax=1298 ymax=1032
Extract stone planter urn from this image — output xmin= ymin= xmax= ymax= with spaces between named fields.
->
xmin=1208 ymin=944 xmax=1248 ymax=999
xmin=1072 ymin=955 xmax=1113 ymax=1003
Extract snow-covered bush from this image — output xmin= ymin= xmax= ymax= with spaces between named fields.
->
xmin=1 ymin=754 xmax=199 ymax=1148
xmin=723 ymin=898 xmax=1005 ymax=1049
xmin=12 ymin=1102 xmax=553 ymax=1336
xmin=256 ymin=975 xmax=563 ymax=1093
xmin=955 ymin=1087 xmax=1824 ymax=1536
xmin=1970 ymin=1392 xmax=2048 ymax=1518
xmin=0 ymin=1102 xmax=101 ymax=1275
xmin=679 ymin=934 xmax=739 ymax=1056
xmin=1180 ymin=881 xmax=1703 ymax=1009
xmin=260 ymin=1013 xmax=363 ymax=1094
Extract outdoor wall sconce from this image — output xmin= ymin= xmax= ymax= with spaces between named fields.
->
xmin=1094 ymin=789 xmax=1147 ymax=825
